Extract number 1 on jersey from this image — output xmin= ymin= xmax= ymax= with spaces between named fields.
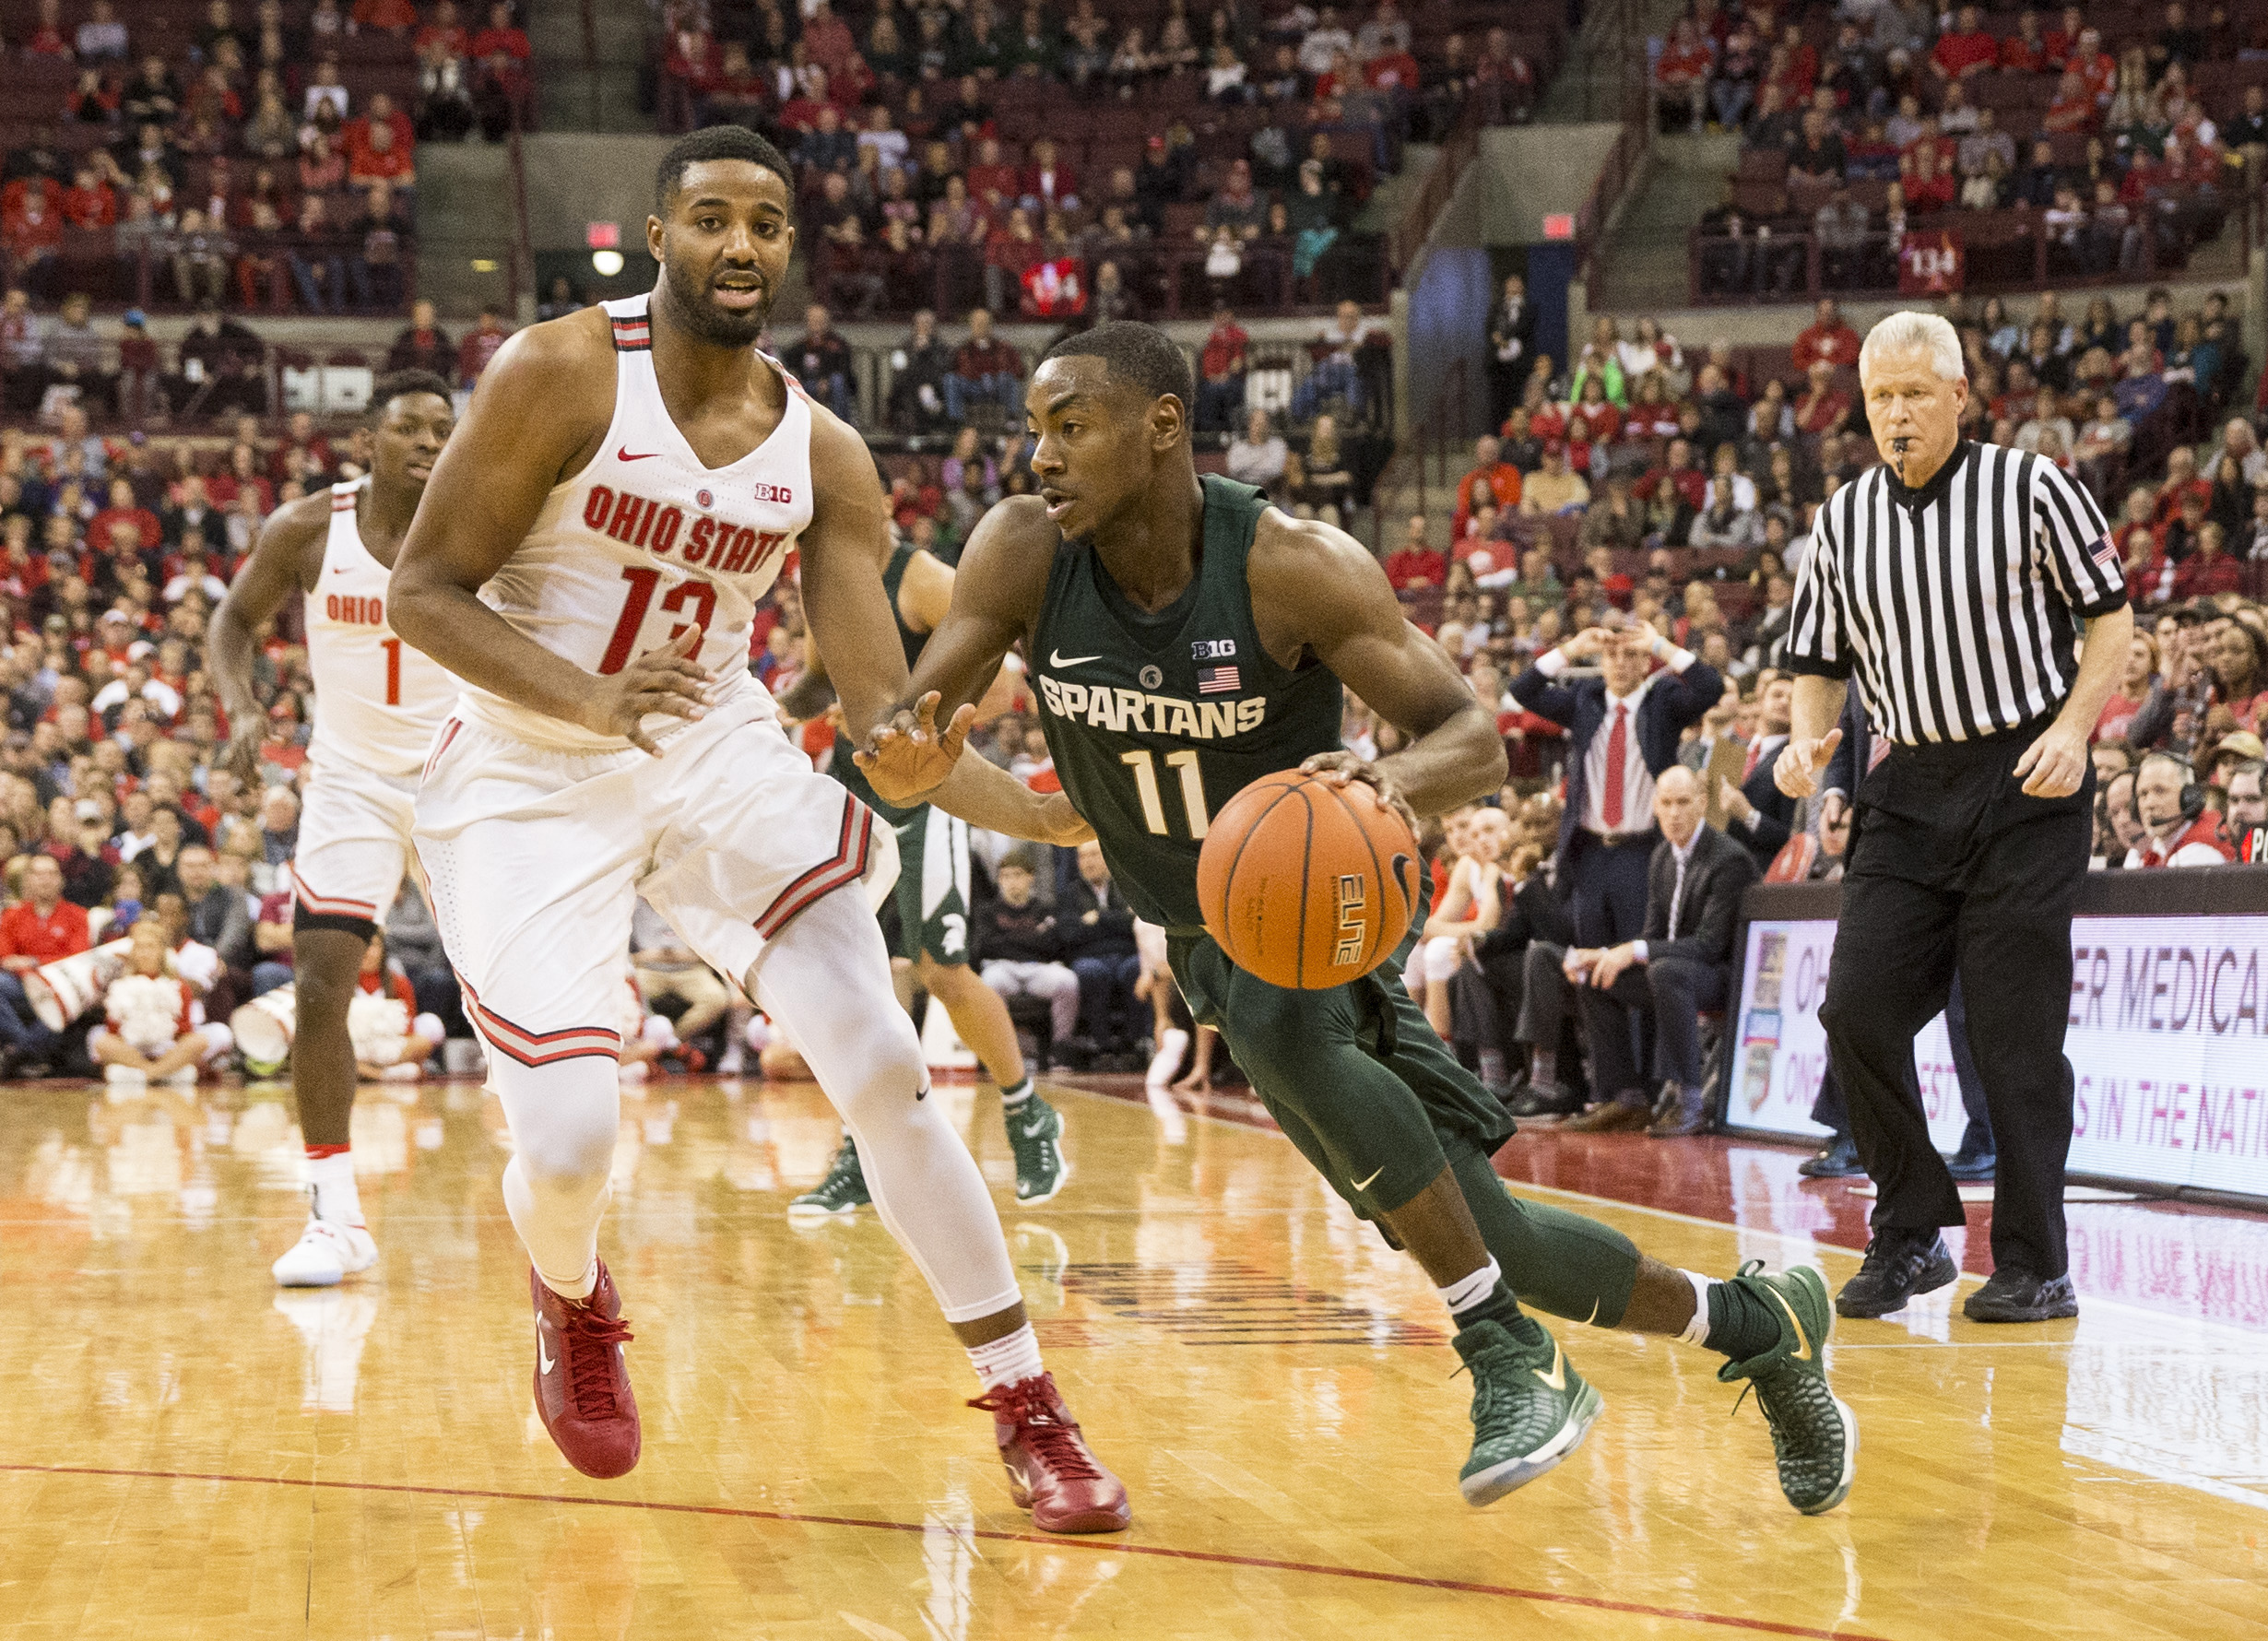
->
xmin=1122 ymin=748 xmax=1209 ymax=839
xmin=380 ymin=637 xmax=401 ymax=706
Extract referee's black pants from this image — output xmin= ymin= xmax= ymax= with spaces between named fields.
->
xmin=1819 ymin=722 xmax=2092 ymax=1281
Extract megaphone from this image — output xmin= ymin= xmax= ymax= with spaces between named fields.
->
xmin=23 ymin=937 xmax=133 ymax=1033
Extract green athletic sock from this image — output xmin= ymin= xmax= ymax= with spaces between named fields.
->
xmin=1689 ymin=1269 xmax=1783 ymax=1362
xmin=999 ymin=1077 xmax=1034 ymax=1109
xmin=1450 ymin=1148 xmax=1640 ymax=1328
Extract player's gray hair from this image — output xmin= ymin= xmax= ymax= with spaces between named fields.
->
xmin=1859 ymin=311 xmax=1965 ymax=384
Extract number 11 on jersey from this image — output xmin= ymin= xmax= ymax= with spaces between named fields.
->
xmin=1122 ymin=748 xmax=1209 ymax=838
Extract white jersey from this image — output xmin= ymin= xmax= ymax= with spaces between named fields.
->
xmin=457 ymin=291 xmax=815 ymax=751
xmin=305 ymin=478 xmax=460 ymax=776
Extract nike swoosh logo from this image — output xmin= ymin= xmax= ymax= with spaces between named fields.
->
xmin=1767 ymin=1286 xmax=1813 ymax=1363
xmin=1049 ymin=650 xmax=1102 ymax=667
xmin=617 ymin=447 xmax=661 ymax=462
xmin=1351 ymin=1166 xmax=1384 ymax=1191
xmin=1534 ymin=1340 xmax=1566 ymax=1392
xmin=1583 ymin=1299 xmax=1601 ymax=1327
xmin=539 ymin=1339 xmax=557 ymax=1375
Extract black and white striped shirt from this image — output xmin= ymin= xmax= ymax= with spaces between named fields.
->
xmin=1785 ymin=441 xmax=2128 ymax=745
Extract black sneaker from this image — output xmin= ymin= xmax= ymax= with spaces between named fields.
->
xmin=1962 ymin=1267 xmax=2078 ymax=1323
xmin=1834 ymin=1229 xmax=1959 ymax=1318
xmin=1798 ymin=1132 xmax=1864 ymax=1178
xmin=1945 ymin=1149 xmax=1996 ymax=1182
xmin=1508 ymin=1081 xmax=1584 ymax=1120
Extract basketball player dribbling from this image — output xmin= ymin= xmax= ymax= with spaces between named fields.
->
xmin=386 ymin=127 xmax=1127 ymax=1531
xmin=214 ymin=369 xmax=459 ymax=1289
xmin=862 ymin=323 xmax=1858 ymax=1514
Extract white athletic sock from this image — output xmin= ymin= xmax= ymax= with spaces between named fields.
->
xmin=1678 ymin=1269 xmax=1715 ymax=1347
xmin=305 ymin=1150 xmax=364 ymax=1227
xmin=1146 ymin=1027 xmax=1189 ymax=1089
xmin=1437 ymin=1256 xmax=1504 ymax=1317
xmin=967 ymin=1322 xmax=1045 ymax=1391
xmin=999 ymin=1075 xmax=1034 ymax=1110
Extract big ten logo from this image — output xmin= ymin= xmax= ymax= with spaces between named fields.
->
xmin=750 ymin=481 xmax=795 ymax=504
xmin=1332 ymin=872 xmax=1366 ymax=965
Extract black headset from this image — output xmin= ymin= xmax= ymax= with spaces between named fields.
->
xmin=2139 ymin=752 xmax=2207 ymax=822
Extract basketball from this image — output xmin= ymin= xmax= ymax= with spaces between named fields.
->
xmin=1197 ymin=770 xmax=1421 ymax=989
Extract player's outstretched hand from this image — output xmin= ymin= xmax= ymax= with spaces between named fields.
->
xmin=584 ymin=626 xmax=712 ymax=757
xmin=1774 ymin=727 xmax=1842 ymax=798
xmin=856 ymin=691 xmax=974 ymax=804
xmin=2014 ymin=719 xmax=2088 ymax=798
xmin=1301 ymin=750 xmax=1418 ymax=834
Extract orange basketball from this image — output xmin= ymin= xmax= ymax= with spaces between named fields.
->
xmin=1197 ymin=770 xmax=1421 ymax=989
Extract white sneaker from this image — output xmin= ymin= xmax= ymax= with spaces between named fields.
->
xmin=103 ymin=1064 xmax=148 ymax=1089
xmin=272 ymin=1218 xmax=380 ymax=1288
xmin=162 ymin=1066 xmax=199 ymax=1087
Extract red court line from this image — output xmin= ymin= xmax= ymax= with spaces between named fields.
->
xmin=0 ymin=1461 xmax=1882 ymax=1640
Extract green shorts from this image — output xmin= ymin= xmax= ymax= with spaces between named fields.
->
xmin=1167 ymin=903 xmax=1515 ymax=1218
xmin=885 ymin=802 xmax=974 ymax=966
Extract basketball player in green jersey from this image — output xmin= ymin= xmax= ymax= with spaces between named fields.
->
xmin=856 ymin=323 xmax=1857 ymax=1514
xmin=783 ymin=537 xmax=1069 ymax=1214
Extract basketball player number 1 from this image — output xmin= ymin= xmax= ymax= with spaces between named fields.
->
xmin=1122 ymin=749 xmax=1208 ymax=839
xmin=381 ymin=637 xmax=401 ymax=706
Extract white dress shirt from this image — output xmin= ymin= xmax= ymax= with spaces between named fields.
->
xmin=1536 ymin=642 xmax=1699 ymax=839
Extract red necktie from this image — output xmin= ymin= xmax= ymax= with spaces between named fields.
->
xmin=1601 ymin=704 xmax=1629 ymax=830
xmin=1741 ymin=738 xmax=1763 ymax=782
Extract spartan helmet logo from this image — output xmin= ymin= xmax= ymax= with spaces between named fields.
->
xmin=1139 ymin=664 xmax=1164 ymax=689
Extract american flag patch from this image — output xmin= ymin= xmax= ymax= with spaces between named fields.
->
xmin=2089 ymin=536 xmax=2120 ymax=573
xmin=1197 ymin=665 xmax=1240 ymax=694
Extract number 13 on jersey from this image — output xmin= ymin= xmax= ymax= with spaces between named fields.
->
xmin=1123 ymin=748 xmax=1209 ymax=838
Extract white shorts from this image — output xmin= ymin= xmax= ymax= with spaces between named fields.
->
xmin=413 ymin=683 xmax=897 ymax=1070
xmin=291 ymin=754 xmax=420 ymax=928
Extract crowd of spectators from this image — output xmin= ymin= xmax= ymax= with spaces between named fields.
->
xmin=656 ymin=0 xmax=1539 ymax=321
xmin=1664 ymin=1 xmax=2268 ymax=299
xmin=0 ymin=1 xmax=537 ymax=318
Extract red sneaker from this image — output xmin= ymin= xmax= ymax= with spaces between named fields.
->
xmin=967 ymin=1373 xmax=1130 ymax=1533
xmin=530 ymin=1261 xmax=641 ymax=1479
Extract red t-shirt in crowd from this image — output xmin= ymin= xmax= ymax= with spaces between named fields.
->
xmin=0 ymin=900 xmax=92 ymax=968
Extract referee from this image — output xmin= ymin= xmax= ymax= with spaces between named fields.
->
xmin=1776 ymin=311 xmax=2132 ymax=1326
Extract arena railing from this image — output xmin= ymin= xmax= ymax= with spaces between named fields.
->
xmin=1683 ymin=216 xmax=2170 ymax=305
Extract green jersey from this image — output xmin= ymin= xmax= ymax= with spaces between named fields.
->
xmin=1031 ymin=476 xmax=1343 ymax=929
xmin=833 ymin=537 xmax=926 ymax=826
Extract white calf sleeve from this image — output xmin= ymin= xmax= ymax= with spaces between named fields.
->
xmin=755 ymin=888 xmax=1022 ymax=1324
xmin=492 ymin=1052 xmax=620 ymax=1299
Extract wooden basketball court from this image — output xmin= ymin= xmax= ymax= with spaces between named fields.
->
xmin=2 ymin=1073 xmax=2262 ymax=1640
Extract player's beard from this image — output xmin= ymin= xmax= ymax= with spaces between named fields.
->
xmin=656 ymin=258 xmax=774 ymax=347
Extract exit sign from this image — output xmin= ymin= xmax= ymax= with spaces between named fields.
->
xmin=1542 ymin=213 xmax=1575 ymax=240
xmin=586 ymin=222 xmax=620 ymax=249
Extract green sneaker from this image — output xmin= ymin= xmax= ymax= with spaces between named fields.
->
xmin=788 ymin=1136 xmax=870 ymax=1221
xmin=1718 ymin=1261 xmax=1858 ymax=1515
xmin=1005 ymin=1096 xmax=1069 ymax=1204
xmin=1452 ymin=1318 xmax=1604 ymax=1506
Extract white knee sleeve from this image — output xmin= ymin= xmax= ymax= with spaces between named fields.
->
xmin=755 ymin=889 xmax=1022 ymax=1324
xmin=492 ymin=1053 xmax=620 ymax=1293
xmin=1423 ymin=935 xmax=1463 ymax=984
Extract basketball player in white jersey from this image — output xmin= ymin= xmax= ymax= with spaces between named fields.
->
xmin=387 ymin=127 xmax=1128 ymax=1532
xmin=213 ymin=370 xmax=458 ymax=1289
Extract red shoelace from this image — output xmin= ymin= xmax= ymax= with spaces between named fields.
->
xmin=560 ymin=1306 xmax=636 ymax=1417
xmin=968 ymin=1378 xmax=1103 ymax=1482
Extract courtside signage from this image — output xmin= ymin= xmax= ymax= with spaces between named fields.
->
xmin=1731 ymin=915 xmax=2268 ymax=1198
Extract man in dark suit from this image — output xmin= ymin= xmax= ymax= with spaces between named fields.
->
xmin=1718 ymin=675 xmax=1800 ymax=870
xmin=1800 ymin=680 xmax=1996 ymax=1179
xmin=1561 ymin=766 xmax=1757 ymax=1134
xmin=1510 ymin=619 xmax=1722 ymax=1104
